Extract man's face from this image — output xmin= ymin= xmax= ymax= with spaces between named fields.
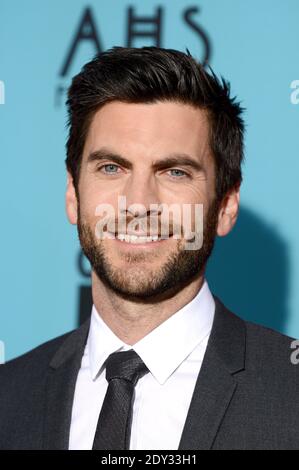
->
xmin=70 ymin=100 xmax=221 ymax=299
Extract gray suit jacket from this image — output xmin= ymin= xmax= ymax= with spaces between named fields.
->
xmin=0 ymin=295 xmax=298 ymax=450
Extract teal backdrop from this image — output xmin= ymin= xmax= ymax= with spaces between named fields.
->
xmin=0 ymin=0 xmax=298 ymax=361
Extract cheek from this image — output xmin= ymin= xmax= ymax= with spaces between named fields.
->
xmin=79 ymin=196 xmax=98 ymax=220
xmin=79 ymin=182 xmax=111 ymax=216
xmin=80 ymin=193 xmax=121 ymax=238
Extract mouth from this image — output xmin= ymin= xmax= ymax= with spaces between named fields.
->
xmin=107 ymin=232 xmax=174 ymax=248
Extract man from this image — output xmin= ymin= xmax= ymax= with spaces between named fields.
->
xmin=0 ymin=46 xmax=298 ymax=450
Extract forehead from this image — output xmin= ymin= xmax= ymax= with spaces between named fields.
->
xmin=83 ymin=100 xmax=211 ymax=164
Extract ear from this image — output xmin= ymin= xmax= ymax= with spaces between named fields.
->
xmin=65 ymin=171 xmax=78 ymax=225
xmin=216 ymin=184 xmax=240 ymax=237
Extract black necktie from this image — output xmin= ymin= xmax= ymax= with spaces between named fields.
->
xmin=92 ymin=349 xmax=149 ymax=450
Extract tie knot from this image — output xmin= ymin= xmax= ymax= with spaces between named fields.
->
xmin=105 ymin=349 xmax=149 ymax=386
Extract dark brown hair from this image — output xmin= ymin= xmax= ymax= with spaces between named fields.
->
xmin=65 ymin=46 xmax=245 ymax=203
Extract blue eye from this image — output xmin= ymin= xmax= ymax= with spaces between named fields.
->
xmin=169 ymin=169 xmax=189 ymax=178
xmin=98 ymin=164 xmax=120 ymax=174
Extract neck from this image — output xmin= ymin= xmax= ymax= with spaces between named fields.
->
xmin=91 ymin=271 xmax=205 ymax=345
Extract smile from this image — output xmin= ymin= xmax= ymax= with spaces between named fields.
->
xmin=107 ymin=232 xmax=174 ymax=246
xmin=116 ymin=234 xmax=162 ymax=243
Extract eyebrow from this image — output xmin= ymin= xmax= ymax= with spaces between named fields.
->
xmin=87 ymin=147 xmax=206 ymax=174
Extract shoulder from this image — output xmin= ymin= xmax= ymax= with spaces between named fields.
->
xmin=245 ymin=317 xmax=297 ymax=346
xmin=0 ymin=321 xmax=90 ymax=449
xmin=0 ymin=330 xmax=74 ymax=383
xmin=213 ymin=295 xmax=299 ymax=374
xmin=0 ymin=319 xmax=90 ymax=386
xmin=244 ymin=317 xmax=298 ymax=372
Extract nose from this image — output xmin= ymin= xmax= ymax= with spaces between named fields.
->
xmin=122 ymin=171 xmax=161 ymax=218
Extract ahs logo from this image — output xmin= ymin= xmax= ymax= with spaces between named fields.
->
xmin=55 ymin=5 xmax=212 ymax=107
xmin=57 ymin=5 xmax=212 ymax=325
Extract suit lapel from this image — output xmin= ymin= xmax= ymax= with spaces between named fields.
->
xmin=42 ymin=320 xmax=90 ymax=450
xmin=178 ymin=295 xmax=246 ymax=450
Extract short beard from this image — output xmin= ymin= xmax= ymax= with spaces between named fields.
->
xmin=77 ymin=199 xmax=220 ymax=302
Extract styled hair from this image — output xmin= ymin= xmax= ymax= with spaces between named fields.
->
xmin=65 ymin=46 xmax=245 ymax=203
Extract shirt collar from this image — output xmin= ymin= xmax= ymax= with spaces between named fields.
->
xmin=88 ymin=279 xmax=215 ymax=385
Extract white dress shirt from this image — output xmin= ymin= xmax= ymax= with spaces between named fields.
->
xmin=69 ymin=279 xmax=215 ymax=450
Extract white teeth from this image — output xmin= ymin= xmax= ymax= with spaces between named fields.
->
xmin=116 ymin=234 xmax=161 ymax=243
